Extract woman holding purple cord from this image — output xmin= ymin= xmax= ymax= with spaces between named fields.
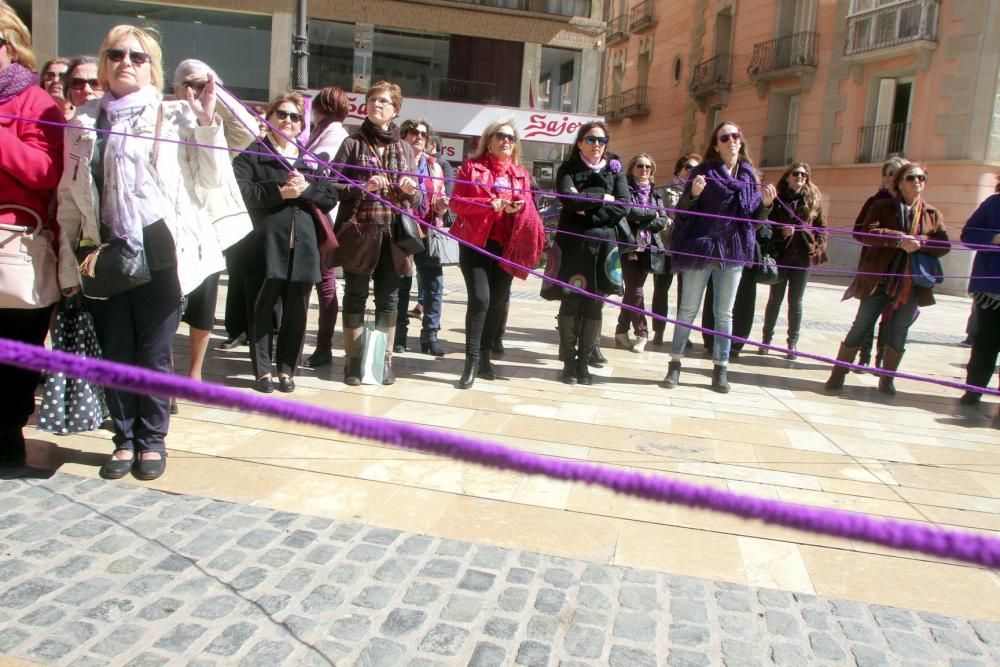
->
xmin=663 ymin=121 xmax=775 ymax=393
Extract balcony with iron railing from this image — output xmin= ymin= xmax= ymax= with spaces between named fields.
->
xmin=748 ymin=32 xmax=818 ymax=79
xmin=759 ymin=134 xmax=798 ymax=168
xmin=606 ymin=13 xmax=628 ymax=46
xmin=845 ymin=0 xmax=939 ymax=61
xmin=689 ymin=54 xmax=732 ymax=99
xmin=629 ymin=0 xmax=656 ymax=33
xmin=618 ymin=86 xmax=649 ymax=118
xmin=856 ymin=122 xmax=910 ymax=163
xmin=599 ymin=94 xmax=621 ymax=122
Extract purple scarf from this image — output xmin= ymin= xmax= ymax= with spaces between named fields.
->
xmin=0 ymin=63 xmax=38 ymax=104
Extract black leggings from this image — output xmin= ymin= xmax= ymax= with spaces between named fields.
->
xmin=558 ymin=294 xmax=603 ymax=320
xmin=342 ymin=235 xmax=401 ymax=317
xmin=459 ymin=240 xmax=513 ymax=354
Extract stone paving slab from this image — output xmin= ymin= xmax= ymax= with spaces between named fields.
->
xmin=1 ymin=472 xmax=998 ymax=666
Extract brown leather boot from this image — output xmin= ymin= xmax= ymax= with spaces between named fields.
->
xmin=878 ymin=346 xmax=904 ymax=396
xmin=825 ymin=342 xmax=860 ymax=391
xmin=342 ymin=312 xmax=365 ymax=386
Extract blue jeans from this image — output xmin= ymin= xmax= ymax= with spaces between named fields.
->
xmin=415 ymin=251 xmax=444 ymax=343
xmin=671 ymin=262 xmax=744 ymax=364
xmin=843 ymin=284 xmax=918 ymax=353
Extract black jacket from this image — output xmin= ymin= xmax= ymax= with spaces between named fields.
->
xmin=233 ymin=138 xmax=338 ymax=283
xmin=556 ymin=153 xmax=630 ymax=232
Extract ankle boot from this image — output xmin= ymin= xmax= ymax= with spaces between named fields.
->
xmin=712 ymin=365 xmax=731 ymax=393
xmin=825 ymin=342 xmax=860 ymax=391
xmin=458 ymin=352 xmax=479 ymax=389
xmin=342 ymin=312 xmax=365 ymax=386
xmin=785 ymin=338 xmax=798 ymax=361
xmin=662 ymin=360 xmax=681 ymax=389
xmin=757 ymin=335 xmax=771 ymax=355
xmin=558 ymin=315 xmax=580 ymax=385
xmin=651 ymin=329 xmax=664 ymax=346
xmin=878 ymin=346 xmax=904 ymax=396
xmin=478 ymin=348 xmax=496 ymax=380
xmin=376 ymin=312 xmax=397 ymax=385
xmin=578 ymin=318 xmax=602 ymax=385
xmin=588 ymin=343 xmax=607 ymax=368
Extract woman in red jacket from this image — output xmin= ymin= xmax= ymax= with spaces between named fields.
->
xmin=450 ymin=118 xmax=545 ymax=389
xmin=0 ymin=5 xmax=64 ymax=467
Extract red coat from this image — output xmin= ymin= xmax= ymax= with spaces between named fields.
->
xmin=0 ymin=86 xmax=64 ymax=236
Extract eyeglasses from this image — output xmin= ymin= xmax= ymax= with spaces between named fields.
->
xmin=790 ymin=171 xmax=808 ymax=179
xmin=407 ymin=129 xmax=428 ymax=138
xmin=69 ymin=77 xmax=101 ymax=90
xmin=273 ymin=110 xmax=303 ymax=123
xmin=904 ymin=173 xmax=927 ymax=183
xmin=493 ymin=131 xmax=516 ymax=144
xmin=635 ymin=164 xmax=653 ymax=170
xmin=105 ymin=48 xmax=152 ymax=66
xmin=368 ymin=97 xmax=394 ymax=108
xmin=182 ymin=80 xmax=206 ymax=94
xmin=583 ymin=135 xmax=608 ymax=145
xmin=718 ymin=132 xmax=742 ymax=144
xmin=682 ymin=163 xmax=697 ymax=171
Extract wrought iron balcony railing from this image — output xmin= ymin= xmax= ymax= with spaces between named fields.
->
xmin=759 ymin=134 xmax=797 ymax=168
xmin=689 ymin=54 xmax=732 ymax=96
xmin=856 ymin=122 xmax=910 ymax=163
xmin=618 ymin=85 xmax=649 ymax=118
xmin=748 ymin=32 xmax=818 ymax=77
xmin=846 ymin=0 xmax=939 ymax=56
xmin=629 ymin=0 xmax=656 ymax=33
xmin=599 ymin=94 xmax=621 ymax=122
xmin=606 ymin=13 xmax=628 ymax=46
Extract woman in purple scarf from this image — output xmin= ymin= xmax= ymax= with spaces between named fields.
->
xmin=663 ymin=121 xmax=776 ymax=393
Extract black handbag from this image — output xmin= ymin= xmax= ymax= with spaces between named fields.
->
xmin=77 ymin=236 xmax=151 ymax=299
xmin=423 ymin=228 xmax=460 ymax=266
xmin=754 ymin=241 xmax=780 ymax=285
xmin=392 ymin=212 xmax=425 ymax=255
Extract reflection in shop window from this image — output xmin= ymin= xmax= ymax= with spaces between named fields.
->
xmin=539 ymin=46 xmax=581 ymax=113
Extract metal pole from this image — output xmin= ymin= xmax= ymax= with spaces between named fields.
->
xmin=292 ymin=0 xmax=309 ymax=91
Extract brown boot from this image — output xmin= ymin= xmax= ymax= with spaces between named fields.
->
xmin=376 ymin=312 xmax=397 ymax=385
xmin=825 ymin=342 xmax=860 ymax=391
xmin=342 ymin=312 xmax=365 ymax=386
xmin=878 ymin=346 xmax=904 ymax=396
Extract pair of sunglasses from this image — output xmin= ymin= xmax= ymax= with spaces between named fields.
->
xmin=105 ymin=48 xmax=152 ymax=66
xmin=43 ymin=70 xmax=64 ymax=81
xmin=790 ymin=171 xmax=808 ymax=178
xmin=493 ymin=131 xmax=516 ymax=143
xmin=408 ymin=129 xmax=428 ymax=138
xmin=904 ymin=173 xmax=927 ymax=183
xmin=718 ymin=132 xmax=742 ymax=144
xmin=583 ymin=135 xmax=608 ymax=145
xmin=635 ymin=164 xmax=653 ymax=170
xmin=69 ymin=77 xmax=101 ymax=90
xmin=274 ymin=110 xmax=303 ymax=123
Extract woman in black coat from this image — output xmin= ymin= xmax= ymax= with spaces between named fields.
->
xmin=233 ymin=92 xmax=338 ymax=393
xmin=547 ymin=121 xmax=629 ymax=385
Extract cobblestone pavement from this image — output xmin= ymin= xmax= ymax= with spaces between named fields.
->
xmin=1 ymin=473 xmax=998 ymax=666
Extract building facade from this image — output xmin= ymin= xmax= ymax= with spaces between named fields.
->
xmin=600 ymin=0 xmax=1000 ymax=293
xmin=19 ymin=0 xmax=608 ymax=189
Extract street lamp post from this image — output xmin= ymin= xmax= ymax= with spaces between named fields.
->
xmin=292 ymin=0 xmax=309 ymax=91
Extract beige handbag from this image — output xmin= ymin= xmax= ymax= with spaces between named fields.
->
xmin=0 ymin=204 xmax=61 ymax=309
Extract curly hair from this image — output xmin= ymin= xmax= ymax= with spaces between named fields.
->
xmin=777 ymin=162 xmax=822 ymax=222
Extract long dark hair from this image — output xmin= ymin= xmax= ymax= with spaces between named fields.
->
xmin=570 ymin=121 xmax=610 ymax=163
xmin=703 ymin=120 xmax=758 ymax=182
xmin=778 ymin=162 xmax=822 ymax=221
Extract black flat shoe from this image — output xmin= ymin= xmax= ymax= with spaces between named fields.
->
xmin=100 ymin=451 xmax=135 ymax=480
xmin=254 ymin=377 xmax=274 ymax=393
xmin=278 ymin=376 xmax=295 ymax=393
xmin=392 ymin=344 xmax=407 ymax=354
xmin=134 ymin=455 xmax=166 ymax=481
xmin=219 ymin=333 xmax=247 ymax=350
xmin=421 ymin=340 xmax=446 ymax=357
xmin=305 ymin=347 xmax=332 ymax=368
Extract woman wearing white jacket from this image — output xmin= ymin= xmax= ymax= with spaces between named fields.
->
xmin=56 ymin=25 xmax=236 ymax=481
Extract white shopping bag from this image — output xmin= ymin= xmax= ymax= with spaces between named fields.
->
xmin=359 ymin=322 xmax=387 ymax=385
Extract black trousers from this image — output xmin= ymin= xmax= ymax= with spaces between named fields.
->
xmin=459 ymin=240 xmax=513 ymax=353
xmin=965 ymin=300 xmax=1000 ymax=395
xmin=703 ymin=269 xmax=757 ymax=351
xmin=87 ymin=268 xmax=182 ymax=454
xmin=0 ymin=305 xmax=54 ymax=431
xmin=762 ymin=268 xmax=810 ymax=346
xmin=651 ymin=271 xmax=683 ymax=335
xmin=251 ymin=278 xmax=311 ymax=378
xmin=342 ymin=235 xmax=401 ymax=317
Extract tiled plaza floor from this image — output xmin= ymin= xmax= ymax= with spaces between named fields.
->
xmin=4 ymin=269 xmax=1000 ymax=664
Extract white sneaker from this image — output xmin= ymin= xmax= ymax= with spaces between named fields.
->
xmin=632 ymin=336 xmax=648 ymax=353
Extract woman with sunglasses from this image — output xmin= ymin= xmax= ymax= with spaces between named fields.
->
xmin=650 ymin=154 xmax=701 ymax=347
xmin=0 ymin=6 xmax=64 ymax=468
xmin=329 ymin=81 xmax=421 ymax=386
xmin=233 ymin=92 xmax=337 ymax=394
xmin=825 ymin=162 xmax=949 ymax=395
xmin=56 ymin=25 xmax=240 ymax=481
xmin=664 ymin=121 xmax=776 ymax=393
xmin=450 ymin=118 xmax=545 ymax=389
xmin=545 ymin=122 xmax=628 ymax=385
xmin=757 ymin=162 xmax=827 ymax=359
xmin=39 ymin=57 xmax=73 ymax=119
xmin=64 ymin=55 xmax=103 ymax=112
xmin=615 ymin=153 xmax=667 ymax=353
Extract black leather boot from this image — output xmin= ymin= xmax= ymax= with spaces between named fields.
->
xmin=577 ymin=317 xmax=601 ymax=385
xmin=662 ymin=360 xmax=681 ymax=388
xmin=458 ymin=353 xmax=479 ymax=389
xmin=558 ymin=315 xmax=579 ymax=385
xmin=712 ymin=364 xmax=731 ymax=393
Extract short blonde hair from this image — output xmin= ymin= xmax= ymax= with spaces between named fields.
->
xmin=97 ymin=24 xmax=165 ymax=92
xmin=0 ymin=2 xmax=35 ymax=71
xmin=471 ymin=117 xmax=521 ymax=166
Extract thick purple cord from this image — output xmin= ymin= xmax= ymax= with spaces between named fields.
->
xmin=0 ymin=338 xmax=997 ymax=569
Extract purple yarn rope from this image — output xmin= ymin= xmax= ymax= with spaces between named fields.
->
xmin=1 ymin=338 xmax=997 ymax=569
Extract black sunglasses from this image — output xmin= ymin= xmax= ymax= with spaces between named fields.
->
xmin=790 ymin=171 xmax=808 ymax=178
xmin=105 ymin=48 xmax=152 ymax=66
xmin=904 ymin=173 xmax=927 ymax=183
xmin=493 ymin=131 xmax=516 ymax=143
xmin=273 ymin=110 xmax=303 ymax=123
xmin=583 ymin=135 xmax=608 ymax=145
xmin=69 ymin=77 xmax=101 ymax=90
xmin=408 ymin=129 xmax=428 ymax=138
xmin=718 ymin=132 xmax=742 ymax=144
xmin=635 ymin=164 xmax=653 ymax=170
xmin=43 ymin=70 xmax=63 ymax=80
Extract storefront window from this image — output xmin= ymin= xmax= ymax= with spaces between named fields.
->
xmin=58 ymin=0 xmax=271 ymax=103
xmin=308 ymin=19 xmax=354 ymax=91
xmin=372 ymin=28 xmax=450 ymax=100
xmin=538 ymin=46 xmax=581 ymax=112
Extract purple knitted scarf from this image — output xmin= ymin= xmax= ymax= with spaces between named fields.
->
xmin=0 ymin=63 xmax=38 ymax=104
